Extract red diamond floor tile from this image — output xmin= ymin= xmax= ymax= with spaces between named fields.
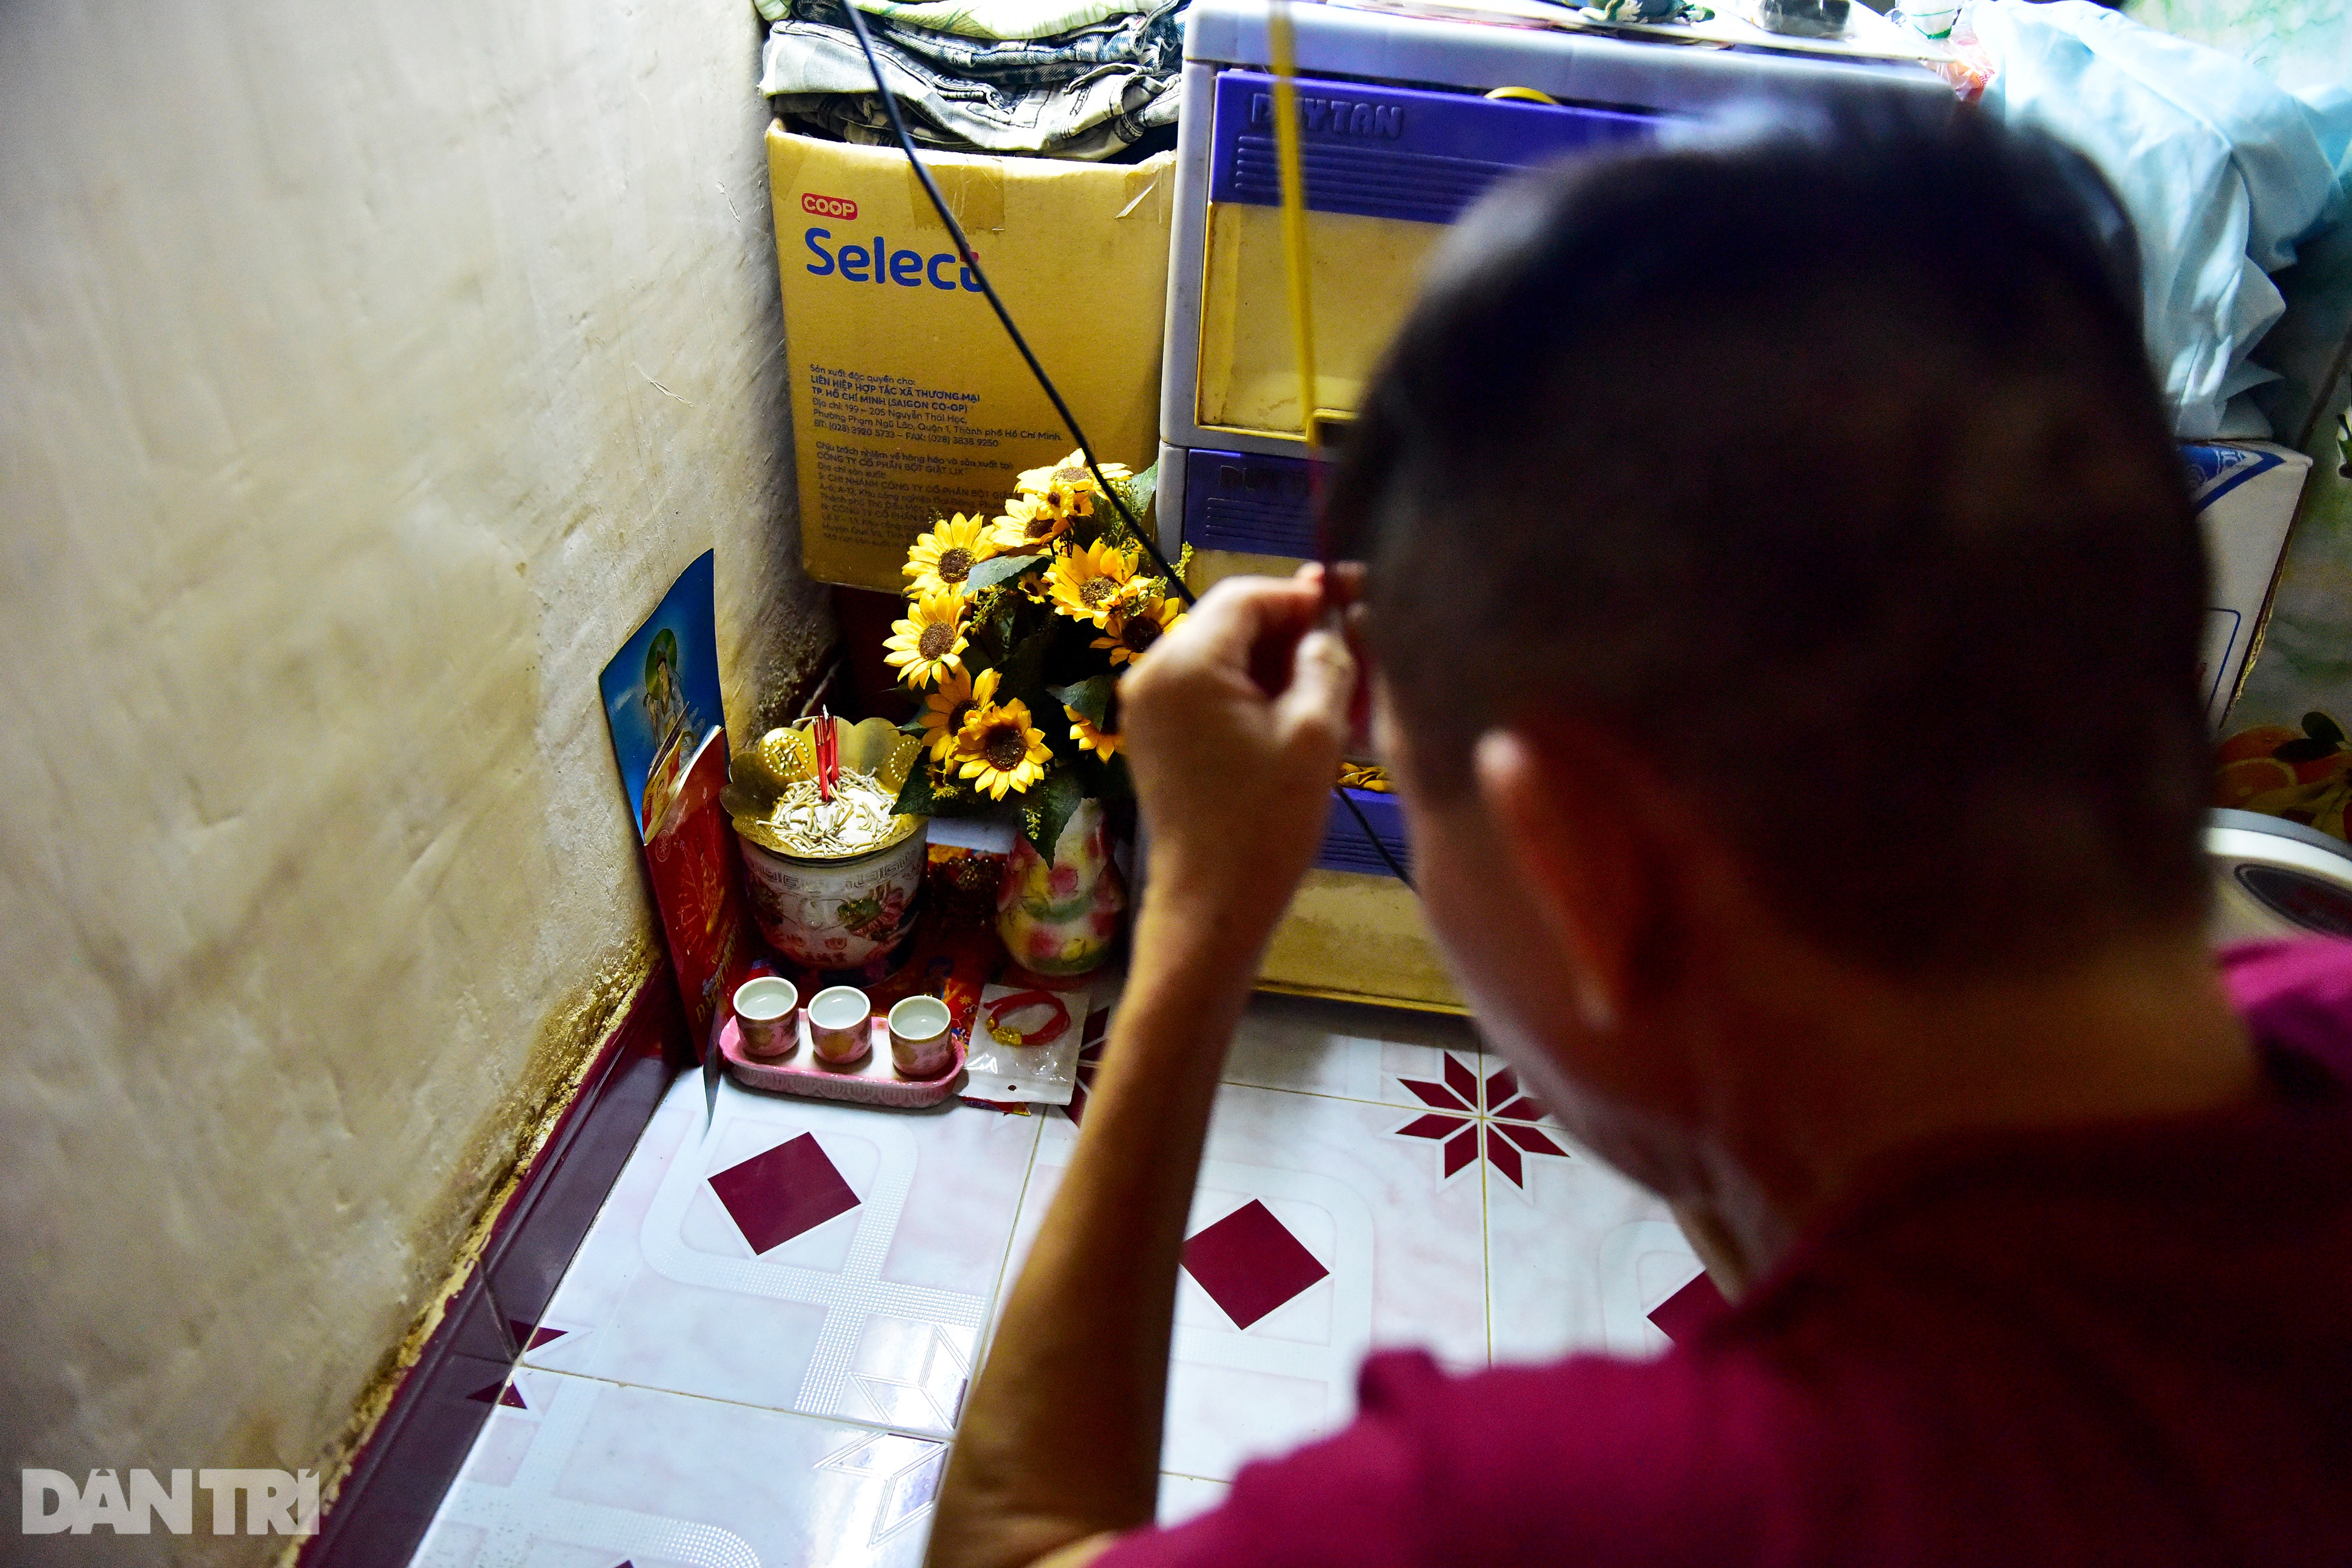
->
xmin=706 ymin=1132 xmax=861 ymax=1254
xmin=1646 ymin=1269 xmax=1728 ymax=1344
xmin=1180 ymin=1199 xmax=1331 ymax=1330
xmin=1484 ymin=1125 xmax=1523 ymax=1188
xmin=1444 ymin=1054 xmax=1478 ymax=1106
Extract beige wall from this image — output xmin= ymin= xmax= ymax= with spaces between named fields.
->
xmin=0 ymin=2 xmax=826 ymax=1558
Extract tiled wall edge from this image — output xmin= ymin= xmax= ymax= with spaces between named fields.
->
xmin=299 ymin=964 xmax=692 ymax=1567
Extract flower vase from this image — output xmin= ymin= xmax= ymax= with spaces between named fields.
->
xmin=997 ymin=798 xmax=1126 ymax=975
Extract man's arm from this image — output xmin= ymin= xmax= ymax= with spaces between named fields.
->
xmin=926 ymin=570 xmax=1357 ymax=1568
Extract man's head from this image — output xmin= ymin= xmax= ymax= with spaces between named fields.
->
xmin=1327 ymin=105 xmax=2214 ymax=1192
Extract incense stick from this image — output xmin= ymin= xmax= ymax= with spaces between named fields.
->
xmin=1268 ymin=0 xmax=1319 ymax=474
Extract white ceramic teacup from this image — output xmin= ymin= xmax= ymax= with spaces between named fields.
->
xmin=731 ymin=977 xmax=800 ymax=1060
xmin=887 ymin=994 xmax=954 ymax=1079
xmin=808 ymin=984 xmax=873 ymax=1066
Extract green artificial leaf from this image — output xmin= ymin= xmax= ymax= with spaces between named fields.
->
xmin=968 ymin=551 xmax=1043 ymax=594
xmin=891 ymin=761 xmax=937 ymax=818
xmin=1003 ymin=626 xmax=1054 ymax=707
xmin=1021 ymin=766 xmax=1086 ymax=860
xmin=918 ymin=768 xmax=990 ymax=818
xmin=1072 ymin=748 xmax=1132 ymax=801
xmin=971 ymin=603 xmax=1005 ymax=661
xmin=897 ymin=711 xmax=930 ymax=735
xmin=1095 ymin=751 xmax=1134 ymax=801
xmin=2306 ymin=711 xmax=2347 ymax=747
xmin=975 ymin=587 xmax=1024 ymax=663
xmin=1050 ymin=674 xmax=1114 ymax=728
xmin=1111 ymin=464 xmax=1157 ymax=530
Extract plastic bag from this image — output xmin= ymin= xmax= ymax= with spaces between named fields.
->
xmin=961 ymin=982 xmax=1090 ymax=1105
xmin=1974 ymin=1 xmax=2346 ymax=438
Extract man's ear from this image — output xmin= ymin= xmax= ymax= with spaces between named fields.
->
xmin=1473 ymin=726 xmax=1655 ymax=1036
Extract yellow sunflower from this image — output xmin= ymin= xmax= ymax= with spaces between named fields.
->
xmin=903 ymin=514 xmax=997 ymax=598
xmin=1093 ymin=593 xmax=1185 ymax=667
xmin=1066 ymin=702 xmax=1121 ymax=760
xmin=1034 ymin=474 xmax=1097 ymax=523
xmin=1017 ymin=450 xmax=1132 ymax=503
xmin=1045 ymin=538 xmax=1140 ymax=628
xmin=954 ymin=693 xmax=1052 ymax=799
xmin=883 ymin=591 xmax=969 ymax=688
xmin=918 ymin=666 xmax=991 ymax=765
xmin=990 ymin=495 xmax=1071 ymax=553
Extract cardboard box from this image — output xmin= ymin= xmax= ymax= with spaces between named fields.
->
xmin=2191 ymin=441 xmax=2315 ymax=728
xmin=1259 ymin=870 xmax=1465 ymax=1014
xmin=767 ymin=128 xmax=1176 ymax=590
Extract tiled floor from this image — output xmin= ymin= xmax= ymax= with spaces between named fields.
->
xmin=409 ymin=989 xmax=1702 ymax=1567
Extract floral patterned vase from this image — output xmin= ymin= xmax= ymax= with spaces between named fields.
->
xmin=997 ymin=798 xmax=1126 ymax=975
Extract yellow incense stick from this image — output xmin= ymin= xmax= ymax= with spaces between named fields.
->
xmin=1267 ymin=0 xmax=1321 ymax=459
xmin=1268 ymin=0 xmax=1411 ymax=888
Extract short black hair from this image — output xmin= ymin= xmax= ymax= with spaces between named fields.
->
xmin=1327 ymin=102 xmax=2211 ymax=974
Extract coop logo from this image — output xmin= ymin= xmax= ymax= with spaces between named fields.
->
xmin=804 ymin=228 xmax=985 ymax=292
xmin=21 ymin=1468 xmax=319 ymax=1536
xmin=801 ymin=190 xmax=859 ymax=220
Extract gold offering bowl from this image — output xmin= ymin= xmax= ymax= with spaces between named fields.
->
xmin=723 ymin=716 xmax=926 ymax=862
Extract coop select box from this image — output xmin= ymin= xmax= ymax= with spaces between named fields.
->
xmin=767 ymin=128 xmax=1177 ymax=591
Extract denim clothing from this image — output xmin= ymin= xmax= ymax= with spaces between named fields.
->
xmin=760 ymin=0 xmax=1185 ymax=160
xmin=759 ymin=0 xmax=1157 ymax=41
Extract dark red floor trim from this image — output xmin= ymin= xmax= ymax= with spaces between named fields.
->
xmin=302 ymin=964 xmax=690 ymax=1566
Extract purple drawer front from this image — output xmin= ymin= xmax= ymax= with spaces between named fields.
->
xmin=1208 ymin=68 xmax=1656 ymax=226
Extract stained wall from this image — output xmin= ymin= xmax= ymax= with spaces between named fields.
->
xmin=0 ymin=4 xmax=825 ymax=1560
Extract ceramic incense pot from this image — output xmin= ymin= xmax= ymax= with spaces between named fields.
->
xmin=726 ymin=717 xmax=929 ymax=969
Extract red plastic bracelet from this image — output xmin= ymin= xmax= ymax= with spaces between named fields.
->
xmin=984 ymin=989 xmax=1071 ymax=1048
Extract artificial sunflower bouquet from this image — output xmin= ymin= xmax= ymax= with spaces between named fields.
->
xmin=883 ymin=450 xmax=1187 ymax=858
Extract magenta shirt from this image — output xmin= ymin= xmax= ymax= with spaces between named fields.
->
xmin=1103 ymin=939 xmax=2352 ymax=1567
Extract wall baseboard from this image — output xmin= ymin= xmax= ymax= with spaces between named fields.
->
xmin=300 ymin=964 xmax=690 ymax=1566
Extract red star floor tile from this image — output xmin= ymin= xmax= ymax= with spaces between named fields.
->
xmin=1482 ymin=1064 xmax=1552 ymax=1123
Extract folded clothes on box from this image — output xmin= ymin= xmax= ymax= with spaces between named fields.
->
xmin=759 ymin=0 xmax=1156 ymax=38
xmin=760 ymin=0 xmax=1185 ymax=161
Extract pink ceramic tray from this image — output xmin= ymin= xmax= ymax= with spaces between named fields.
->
xmin=716 ymin=1009 xmax=966 ymax=1107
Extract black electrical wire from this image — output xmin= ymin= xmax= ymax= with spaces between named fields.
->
xmin=1332 ymin=786 xmax=1411 ymax=888
xmin=835 ymin=1 xmax=1414 ymax=891
xmin=834 ymin=0 xmax=1190 ymax=606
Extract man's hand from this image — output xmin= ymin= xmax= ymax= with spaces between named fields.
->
xmin=927 ymin=567 xmax=1359 ymax=1568
xmin=1122 ymin=566 xmax=1358 ymax=958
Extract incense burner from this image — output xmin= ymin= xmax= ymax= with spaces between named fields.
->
xmin=726 ymin=718 xmax=930 ymax=971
